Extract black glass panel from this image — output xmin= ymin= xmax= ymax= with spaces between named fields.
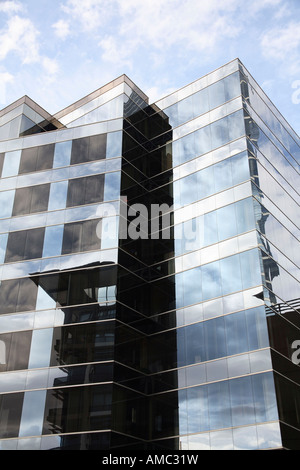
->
xmin=50 ymin=322 xmax=115 ymax=367
xmin=12 ymin=184 xmax=50 ymax=216
xmin=62 ymin=219 xmax=101 ymax=255
xmin=43 ymin=384 xmax=112 ymax=435
xmin=5 ymin=227 xmax=45 ymax=263
xmin=66 ymin=175 xmax=104 ymax=207
xmin=0 ymin=278 xmax=38 ymax=314
xmin=19 ymin=144 xmax=54 ymax=174
xmin=0 ymin=330 xmax=32 ymax=372
xmin=0 ymin=392 xmax=24 ymax=439
xmin=71 ymin=135 xmax=107 ymax=165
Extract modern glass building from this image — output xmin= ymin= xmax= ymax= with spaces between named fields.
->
xmin=0 ymin=59 xmax=299 ymax=450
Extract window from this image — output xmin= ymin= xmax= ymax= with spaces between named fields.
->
xmin=0 ymin=330 xmax=32 ymax=372
xmin=66 ymin=174 xmax=104 ymax=208
xmin=0 ymin=278 xmax=38 ymax=314
xmin=5 ymin=228 xmax=45 ymax=263
xmin=12 ymin=184 xmax=50 ymax=216
xmin=62 ymin=219 xmax=101 ymax=255
xmin=0 ymin=392 xmax=24 ymax=438
xmin=70 ymin=135 xmax=107 ymax=165
xmin=19 ymin=144 xmax=55 ymax=174
xmin=1 ymin=151 xmax=21 ymax=177
xmin=0 ymin=190 xmax=15 ymax=219
xmin=53 ymin=141 xmax=72 ymax=168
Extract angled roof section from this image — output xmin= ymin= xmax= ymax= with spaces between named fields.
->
xmin=0 ymin=95 xmax=64 ymax=142
xmin=54 ymin=74 xmax=149 ymax=128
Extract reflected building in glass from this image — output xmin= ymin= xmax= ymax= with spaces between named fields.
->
xmin=0 ymin=59 xmax=299 ymax=450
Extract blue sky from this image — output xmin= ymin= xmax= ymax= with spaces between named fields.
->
xmin=0 ymin=0 xmax=299 ymax=136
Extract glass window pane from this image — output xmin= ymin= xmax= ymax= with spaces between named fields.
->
xmin=209 ymin=79 xmax=225 ymax=109
xmin=43 ymin=225 xmax=64 ymax=258
xmin=224 ymin=71 xmax=241 ymax=101
xmin=0 ymin=392 xmax=24 ymax=438
xmin=220 ymin=254 xmax=242 ymax=295
xmin=104 ymin=172 xmax=121 ymax=201
xmin=19 ymin=147 xmax=38 ymax=174
xmin=0 ymin=233 xmax=8 ymax=263
xmin=0 ymin=330 xmax=32 ymax=372
xmin=185 ymin=322 xmax=205 ymax=365
xmin=210 ymin=118 xmax=229 ymax=149
xmin=246 ymin=307 xmax=269 ymax=351
xmin=208 ymin=381 xmax=232 ymax=430
xmin=217 ymin=203 xmax=237 ymax=240
xmin=187 ymin=386 xmax=209 ymax=433
xmin=0 ymin=189 xmax=15 ymax=219
xmin=19 ymin=390 xmax=46 ymax=437
xmin=204 ymin=317 xmax=226 ymax=361
xmin=236 ymin=197 xmax=255 ymax=233
xmin=71 ymin=135 xmax=106 ymax=165
xmin=0 ymin=153 xmax=4 ymax=175
xmin=28 ymin=328 xmax=53 ymax=369
xmin=5 ymin=228 xmax=45 ymax=263
xmin=48 ymin=181 xmax=68 ymax=211
xmin=225 ymin=311 xmax=248 ymax=355
xmin=195 ymin=125 xmax=212 ymax=157
xmin=231 ymin=151 xmax=250 ymax=185
xmin=198 ymin=165 xmax=215 ymax=199
xmin=194 ymin=87 xmax=209 ymax=116
xmin=2 ymin=150 xmax=21 ymax=177
xmin=252 ymin=372 xmax=278 ymax=423
xmin=240 ymin=249 xmax=262 ymax=289
xmin=12 ymin=184 xmax=50 ymax=216
xmin=228 ymin=109 xmax=245 ymax=142
xmin=53 ymin=141 xmax=72 ymax=168
xmin=202 ymin=260 xmax=221 ymax=301
xmin=37 ymin=144 xmax=55 ymax=172
xmin=106 ymin=131 xmax=122 ymax=159
xmin=230 ymin=376 xmax=255 ymax=426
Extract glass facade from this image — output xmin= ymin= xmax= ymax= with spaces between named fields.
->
xmin=0 ymin=62 xmax=299 ymax=450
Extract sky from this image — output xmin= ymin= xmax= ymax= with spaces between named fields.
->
xmin=0 ymin=0 xmax=299 ymax=136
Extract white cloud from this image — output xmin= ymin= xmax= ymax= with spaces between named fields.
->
xmin=98 ymin=35 xmax=134 ymax=67
xmin=52 ymin=19 xmax=71 ymax=40
xmin=261 ymin=22 xmax=300 ymax=74
xmin=61 ymin=0 xmax=113 ymax=32
xmin=0 ymin=14 xmax=59 ymax=84
xmin=0 ymin=0 xmax=23 ymax=14
xmin=0 ymin=15 xmax=40 ymax=63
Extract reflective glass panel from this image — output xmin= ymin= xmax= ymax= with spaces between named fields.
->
xmin=2 ymin=151 xmax=21 ymax=177
xmin=19 ymin=390 xmax=46 ymax=437
xmin=53 ymin=141 xmax=72 ymax=168
xmin=28 ymin=328 xmax=53 ymax=369
xmin=43 ymin=225 xmax=64 ymax=258
xmin=0 ymin=189 xmax=15 ymax=219
xmin=48 ymin=181 xmax=68 ymax=211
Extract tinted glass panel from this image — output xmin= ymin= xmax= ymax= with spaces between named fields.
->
xmin=12 ymin=184 xmax=50 ymax=216
xmin=71 ymin=135 xmax=107 ymax=165
xmin=5 ymin=227 xmax=45 ymax=263
xmin=19 ymin=145 xmax=54 ymax=174
xmin=62 ymin=219 xmax=101 ymax=255
xmin=66 ymin=175 xmax=104 ymax=208
xmin=43 ymin=384 xmax=112 ymax=435
xmin=0 ymin=278 xmax=38 ymax=314
xmin=0 ymin=330 xmax=32 ymax=372
xmin=0 ymin=392 xmax=24 ymax=438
